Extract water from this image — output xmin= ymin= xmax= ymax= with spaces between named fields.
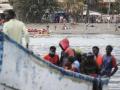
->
xmin=29 ymin=34 xmax=120 ymax=90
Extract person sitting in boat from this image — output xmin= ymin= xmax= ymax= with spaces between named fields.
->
xmin=59 ymin=38 xmax=75 ymax=67
xmin=44 ymin=46 xmax=59 ymax=65
xmin=71 ymin=59 xmax=80 ymax=72
xmin=63 ymin=56 xmax=74 ymax=71
xmin=63 ymin=56 xmax=80 ymax=72
xmin=92 ymin=46 xmax=103 ymax=69
xmin=100 ymin=45 xmax=118 ymax=77
xmin=80 ymin=52 xmax=100 ymax=77
xmin=71 ymin=49 xmax=82 ymax=72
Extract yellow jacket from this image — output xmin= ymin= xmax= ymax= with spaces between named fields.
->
xmin=3 ymin=19 xmax=29 ymax=45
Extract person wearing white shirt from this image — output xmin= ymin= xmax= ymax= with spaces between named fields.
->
xmin=3 ymin=9 xmax=29 ymax=48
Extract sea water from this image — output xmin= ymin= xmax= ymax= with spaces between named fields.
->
xmin=29 ymin=34 xmax=120 ymax=90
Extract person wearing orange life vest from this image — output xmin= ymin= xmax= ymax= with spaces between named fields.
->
xmin=92 ymin=46 xmax=103 ymax=69
xmin=59 ymin=38 xmax=75 ymax=67
xmin=44 ymin=46 xmax=59 ymax=65
xmin=101 ymin=45 xmax=118 ymax=77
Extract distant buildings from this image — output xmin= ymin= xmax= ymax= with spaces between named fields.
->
xmin=57 ymin=0 xmax=64 ymax=3
xmin=0 ymin=0 xmax=8 ymax=3
xmin=0 ymin=0 xmax=12 ymax=13
xmin=98 ymin=0 xmax=116 ymax=10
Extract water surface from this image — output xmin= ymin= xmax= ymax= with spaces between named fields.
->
xmin=29 ymin=34 xmax=120 ymax=90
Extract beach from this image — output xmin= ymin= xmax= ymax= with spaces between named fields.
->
xmin=26 ymin=23 xmax=120 ymax=35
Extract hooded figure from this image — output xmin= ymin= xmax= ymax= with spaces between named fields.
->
xmin=59 ymin=38 xmax=75 ymax=67
xmin=59 ymin=38 xmax=74 ymax=56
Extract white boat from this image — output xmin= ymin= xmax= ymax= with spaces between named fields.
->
xmin=0 ymin=34 xmax=109 ymax=90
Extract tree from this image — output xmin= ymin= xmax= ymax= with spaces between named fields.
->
xmin=9 ymin=0 xmax=58 ymax=23
xmin=58 ymin=0 xmax=84 ymax=22
xmin=111 ymin=0 xmax=120 ymax=14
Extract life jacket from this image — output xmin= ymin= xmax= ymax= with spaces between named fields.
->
xmin=44 ymin=54 xmax=59 ymax=65
xmin=101 ymin=55 xmax=116 ymax=76
xmin=96 ymin=54 xmax=103 ymax=67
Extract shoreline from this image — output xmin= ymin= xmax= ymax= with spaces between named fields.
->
xmin=26 ymin=23 xmax=120 ymax=35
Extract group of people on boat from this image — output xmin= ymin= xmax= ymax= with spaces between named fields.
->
xmin=44 ymin=38 xmax=118 ymax=77
xmin=0 ymin=9 xmax=118 ymax=78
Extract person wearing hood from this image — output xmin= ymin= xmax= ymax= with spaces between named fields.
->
xmin=59 ymin=38 xmax=75 ymax=67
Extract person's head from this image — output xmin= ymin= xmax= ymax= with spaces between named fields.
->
xmin=49 ymin=46 xmax=56 ymax=57
xmin=0 ymin=13 xmax=5 ymax=24
xmin=0 ymin=13 xmax=5 ymax=19
xmin=4 ymin=9 xmax=16 ymax=21
xmin=87 ymin=52 xmax=94 ymax=60
xmin=92 ymin=46 xmax=99 ymax=56
xmin=59 ymin=38 xmax=69 ymax=51
xmin=86 ymin=52 xmax=96 ymax=65
xmin=81 ymin=53 xmax=87 ymax=62
xmin=59 ymin=43 xmax=64 ymax=51
xmin=106 ymin=45 xmax=113 ymax=55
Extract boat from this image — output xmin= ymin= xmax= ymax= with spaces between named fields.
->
xmin=28 ymin=28 xmax=49 ymax=37
xmin=0 ymin=34 xmax=109 ymax=90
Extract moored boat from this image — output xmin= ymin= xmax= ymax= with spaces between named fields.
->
xmin=28 ymin=28 xmax=49 ymax=37
xmin=0 ymin=34 xmax=109 ymax=90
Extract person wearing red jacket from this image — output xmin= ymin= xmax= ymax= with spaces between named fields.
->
xmin=44 ymin=46 xmax=59 ymax=65
xmin=59 ymin=38 xmax=75 ymax=67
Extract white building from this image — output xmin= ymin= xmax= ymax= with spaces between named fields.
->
xmin=0 ymin=0 xmax=12 ymax=13
xmin=0 ymin=0 xmax=8 ymax=3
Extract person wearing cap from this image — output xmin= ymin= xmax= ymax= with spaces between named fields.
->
xmin=3 ymin=9 xmax=29 ymax=48
xmin=44 ymin=46 xmax=59 ymax=65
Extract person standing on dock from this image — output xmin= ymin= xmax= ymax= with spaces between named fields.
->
xmin=3 ymin=9 xmax=29 ymax=48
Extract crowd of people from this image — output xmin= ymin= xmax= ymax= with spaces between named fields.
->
xmin=44 ymin=38 xmax=118 ymax=77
